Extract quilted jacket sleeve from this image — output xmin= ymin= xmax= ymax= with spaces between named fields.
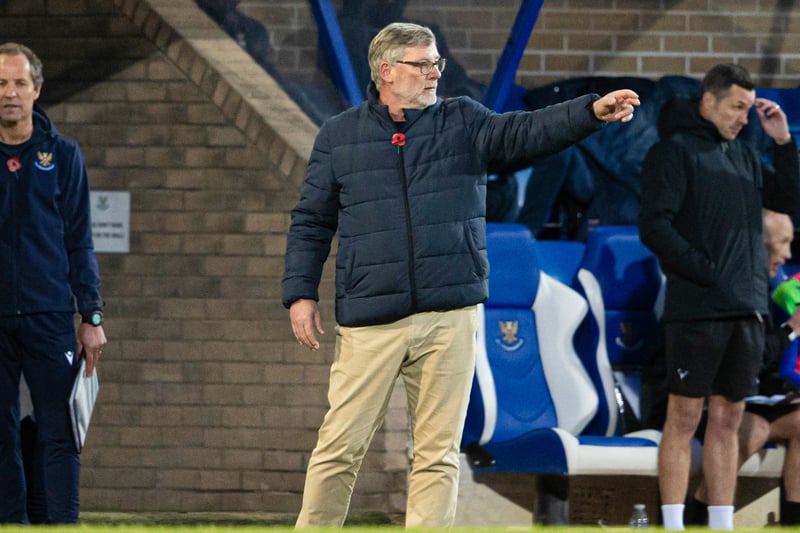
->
xmin=464 ymin=94 xmax=604 ymax=174
xmin=281 ymin=123 xmax=339 ymax=308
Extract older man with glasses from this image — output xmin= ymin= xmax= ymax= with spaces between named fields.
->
xmin=282 ymin=21 xmax=640 ymax=528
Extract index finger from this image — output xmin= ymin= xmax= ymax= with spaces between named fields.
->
xmin=85 ymin=350 xmax=100 ymax=377
xmin=291 ymin=314 xmax=320 ymax=350
xmin=612 ymin=89 xmax=640 ymax=100
xmin=617 ymin=94 xmax=641 ymax=107
xmin=302 ymin=323 xmax=320 ymax=350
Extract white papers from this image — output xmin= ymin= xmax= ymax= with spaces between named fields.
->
xmin=69 ymin=357 xmax=99 ymax=453
xmin=19 ymin=373 xmax=34 ymax=421
xmin=744 ymin=393 xmax=800 ymax=406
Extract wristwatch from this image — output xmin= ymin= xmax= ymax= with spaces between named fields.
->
xmin=82 ymin=310 xmax=104 ymax=327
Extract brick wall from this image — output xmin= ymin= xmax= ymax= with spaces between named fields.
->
xmin=0 ymin=0 xmax=408 ymax=517
xmin=1 ymin=0 xmax=798 ymax=521
xmin=253 ymin=0 xmax=800 ymax=88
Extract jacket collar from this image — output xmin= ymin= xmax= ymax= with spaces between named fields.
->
xmin=366 ymin=82 xmax=441 ymax=129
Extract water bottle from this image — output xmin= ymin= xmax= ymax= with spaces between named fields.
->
xmin=629 ymin=503 xmax=649 ymax=528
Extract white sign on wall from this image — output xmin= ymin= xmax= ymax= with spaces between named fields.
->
xmin=90 ymin=190 xmax=130 ymax=254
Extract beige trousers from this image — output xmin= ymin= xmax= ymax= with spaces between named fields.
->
xmin=295 ymin=306 xmax=477 ymax=528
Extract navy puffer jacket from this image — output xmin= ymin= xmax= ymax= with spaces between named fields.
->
xmin=282 ymin=84 xmax=603 ymax=327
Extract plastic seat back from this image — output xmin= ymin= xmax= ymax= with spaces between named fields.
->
xmin=463 ymin=223 xmax=597 ymax=447
xmin=534 ymin=239 xmax=586 ymax=286
xmin=574 ymin=226 xmax=665 ymax=435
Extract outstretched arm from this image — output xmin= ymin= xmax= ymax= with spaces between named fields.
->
xmin=592 ymin=89 xmax=641 ymax=123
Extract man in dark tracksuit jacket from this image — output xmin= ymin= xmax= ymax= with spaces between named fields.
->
xmin=282 ymin=22 xmax=640 ymax=528
xmin=0 ymin=43 xmax=106 ymax=524
xmin=690 ymin=211 xmax=800 ymax=525
xmin=640 ymin=211 xmax=800 ymax=526
xmin=639 ymin=63 xmax=800 ymax=530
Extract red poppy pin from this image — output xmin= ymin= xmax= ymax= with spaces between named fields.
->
xmin=7 ymin=157 xmax=21 ymax=173
xmin=391 ymin=133 xmax=406 ymax=146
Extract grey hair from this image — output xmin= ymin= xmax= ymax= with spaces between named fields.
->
xmin=368 ymin=22 xmax=436 ymax=90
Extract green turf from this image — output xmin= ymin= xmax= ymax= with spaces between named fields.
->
xmin=3 ymin=525 xmax=386 ymax=533
xmin=0 ymin=524 xmax=788 ymax=533
xmin=2 ymin=519 xmax=796 ymax=532
xmin=1 ymin=512 xmax=795 ymax=532
xmin=0 ymin=511 xmax=396 ymax=532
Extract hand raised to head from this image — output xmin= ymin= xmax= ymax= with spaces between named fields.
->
xmin=755 ymin=98 xmax=792 ymax=145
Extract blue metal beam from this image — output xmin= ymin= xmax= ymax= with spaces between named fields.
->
xmin=484 ymin=0 xmax=544 ymax=112
xmin=309 ymin=0 xmax=363 ymax=108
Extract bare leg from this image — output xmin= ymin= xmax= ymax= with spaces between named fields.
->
xmin=703 ymin=395 xmax=745 ymax=505
xmin=768 ymin=409 xmax=800 ymax=502
xmin=659 ymin=393 xmax=705 ymax=504
xmin=694 ymin=411 xmax=770 ymax=503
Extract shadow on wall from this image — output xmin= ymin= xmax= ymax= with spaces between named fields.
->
xmin=195 ymin=0 xmax=343 ymax=125
xmin=196 ymin=0 xmax=279 ymax=79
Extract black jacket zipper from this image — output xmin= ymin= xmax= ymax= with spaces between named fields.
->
xmin=397 ymin=143 xmax=418 ymax=311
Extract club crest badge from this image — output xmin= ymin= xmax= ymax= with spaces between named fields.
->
xmin=496 ymin=320 xmax=524 ymax=351
xmin=35 ymin=151 xmax=54 ymax=171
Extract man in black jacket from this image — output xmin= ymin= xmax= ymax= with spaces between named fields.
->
xmin=686 ymin=210 xmax=800 ymax=525
xmin=639 ymin=63 xmax=800 ymax=530
xmin=642 ymin=210 xmax=800 ymax=526
xmin=283 ymin=22 xmax=640 ymax=528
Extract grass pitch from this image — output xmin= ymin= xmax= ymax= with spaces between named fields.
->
xmin=0 ymin=511 xmax=790 ymax=532
xmin=0 ymin=522 xmax=792 ymax=532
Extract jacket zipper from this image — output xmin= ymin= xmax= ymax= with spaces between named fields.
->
xmin=397 ymin=144 xmax=418 ymax=311
xmin=10 ymin=154 xmax=19 ymax=314
xmin=725 ymin=141 xmax=760 ymax=316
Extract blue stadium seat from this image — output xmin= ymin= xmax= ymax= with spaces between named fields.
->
xmin=463 ymin=223 xmax=597 ymax=466
xmin=463 ymin=224 xmax=668 ymax=479
xmin=573 ymin=226 xmax=665 ymax=436
xmin=462 ymin=224 xmax=778 ymax=523
xmin=533 ymin=239 xmax=586 ymax=286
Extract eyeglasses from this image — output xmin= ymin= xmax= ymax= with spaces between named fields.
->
xmin=395 ymin=58 xmax=447 ymax=75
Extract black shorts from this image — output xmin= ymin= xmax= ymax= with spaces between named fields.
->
xmin=745 ymin=403 xmax=799 ymax=423
xmin=664 ymin=316 xmax=764 ymax=401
